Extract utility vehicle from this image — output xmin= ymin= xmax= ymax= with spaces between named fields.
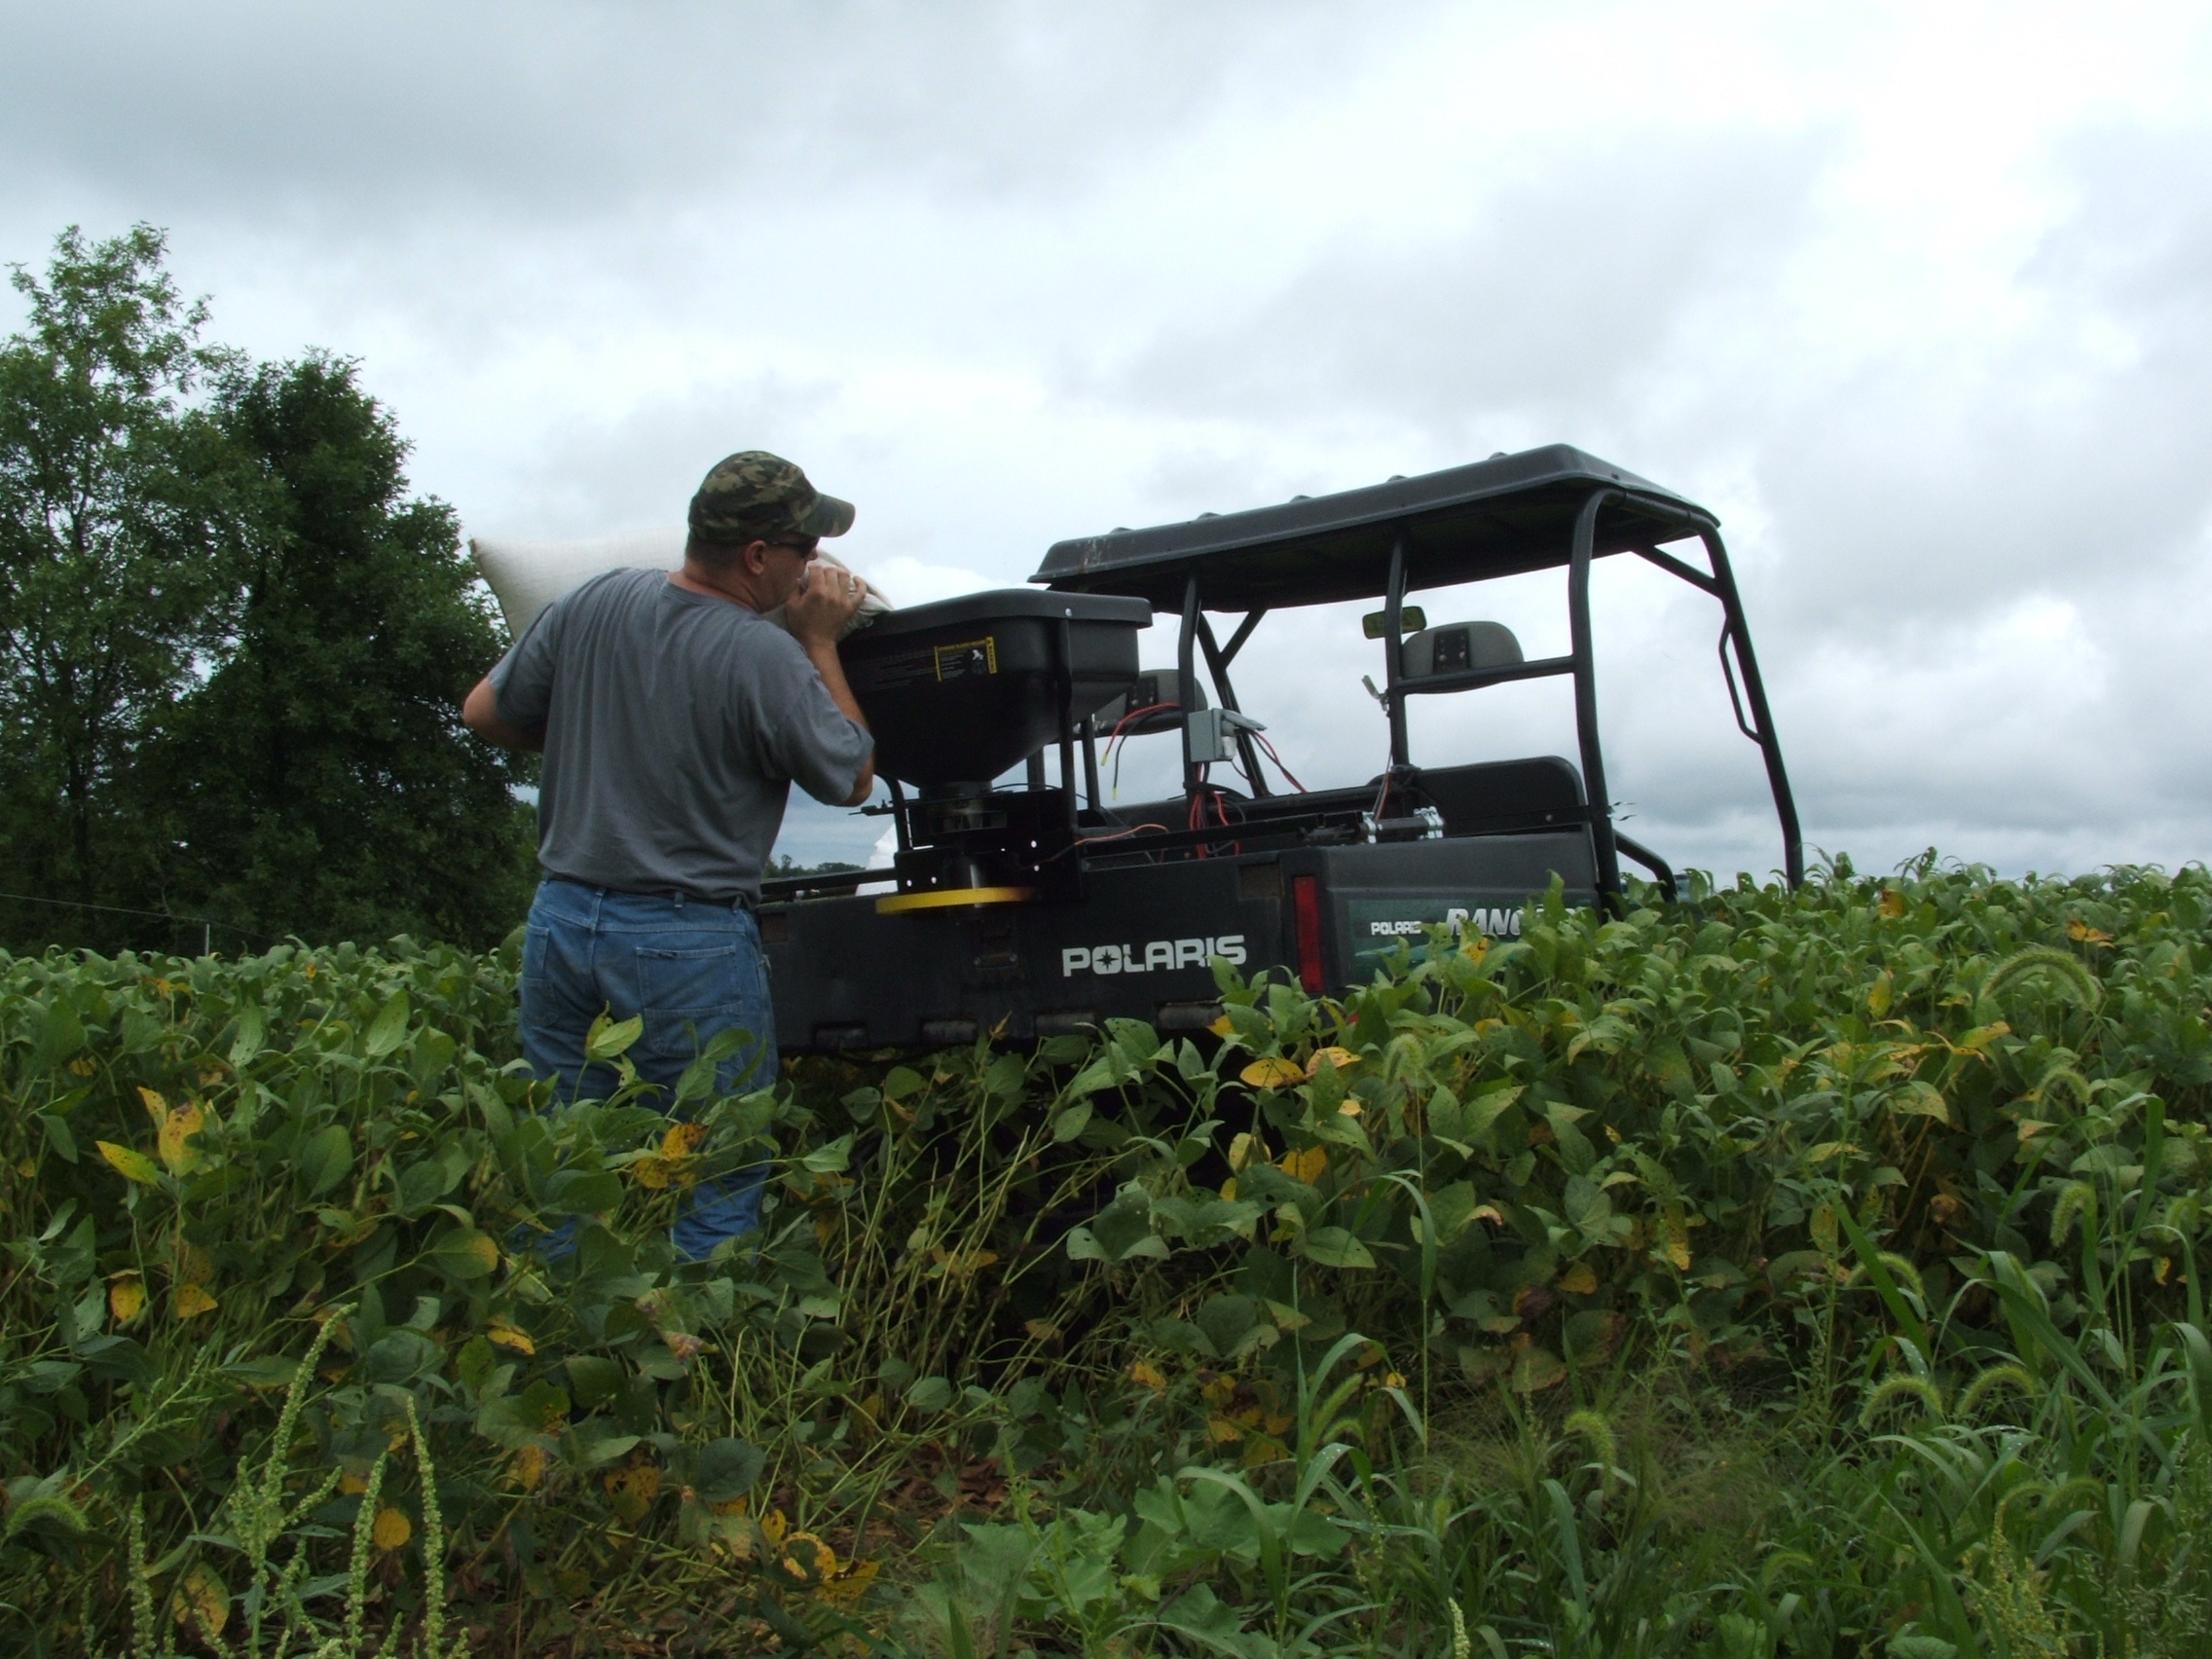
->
xmin=757 ymin=445 xmax=1800 ymax=1052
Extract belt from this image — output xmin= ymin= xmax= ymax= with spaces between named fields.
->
xmin=548 ymin=875 xmax=754 ymax=911
xmin=645 ymin=886 xmax=755 ymax=911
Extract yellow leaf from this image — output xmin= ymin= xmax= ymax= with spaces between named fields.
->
xmin=1891 ymin=1085 xmax=1951 ymax=1124
xmin=632 ymin=1156 xmax=675 ymax=1190
xmin=1338 ymin=1097 xmax=1364 ymax=1116
xmin=1240 ymin=1057 xmax=1304 ymax=1089
xmin=1957 ymin=1021 xmax=2012 ymax=1053
xmin=1129 ymin=1361 xmax=1167 ymax=1393
xmin=138 ymin=1086 xmax=169 ymax=1124
xmin=1305 ymin=1046 xmax=1359 ymax=1080
xmin=175 ymin=1236 xmax=214 ymax=1285
xmin=159 ymin=1102 xmax=206 ymax=1173
xmin=511 ymin=1445 xmax=546 ymax=1492
xmin=1227 ymin=1131 xmax=1263 ymax=1170
xmin=1220 ymin=1177 xmax=1236 ymax=1201
xmin=1471 ymin=1203 xmax=1505 ymax=1226
xmin=932 ymin=1247 xmax=999 ymax=1280
xmin=605 ymin=1460 xmax=662 ymax=1523
xmin=96 ymin=1140 xmax=161 ymax=1186
xmin=1023 ymin=1320 xmax=1060 ymax=1344
xmin=109 ymin=1273 xmax=146 ymax=1322
xmin=779 ymin=1531 xmax=837 ymax=1585
xmin=820 ymin=1556 xmax=880 ymax=1605
xmin=68 ymin=1055 xmax=96 ymax=1077
xmin=2068 ymin=919 xmax=2114 ymax=944
xmin=661 ymin=1122 xmax=709 ymax=1159
xmin=176 ymin=1561 xmax=229 ymax=1638
xmin=1207 ymin=1415 xmax=1244 ymax=1443
xmin=662 ymin=1329 xmax=704 ymax=1362
xmin=761 ymin=1508 xmax=789 ymax=1547
xmin=1276 ymin=1145 xmax=1327 ymax=1184
xmin=173 ymin=1283 xmax=219 ymax=1318
xmin=486 ymin=1321 xmax=536 ymax=1355
xmin=1809 ymin=1140 xmax=1859 ymax=1162
xmin=372 ymin=1507 xmax=412 ymax=1552
xmin=1561 ymin=1263 xmax=1598 ymax=1295
xmin=1866 ymin=970 xmax=1893 ymax=1019
xmin=1878 ymin=888 xmax=1906 ymax=919
xmin=1208 ymin=1014 xmax=1235 ymax=1037
xmin=2015 ymin=1120 xmax=2055 ymax=1142
xmin=1809 ymin=1203 xmax=1839 ymax=1255
xmin=1663 ymin=1210 xmax=1692 ymax=1271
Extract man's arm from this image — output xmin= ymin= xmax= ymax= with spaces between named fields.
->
xmin=462 ymin=675 xmax=546 ymax=753
xmin=783 ymin=573 xmax=876 ymax=807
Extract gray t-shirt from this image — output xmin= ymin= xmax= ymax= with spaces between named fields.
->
xmin=490 ymin=568 xmax=873 ymax=903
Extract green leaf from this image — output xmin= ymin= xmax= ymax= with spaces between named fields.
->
xmin=363 ymin=990 xmax=412 ymax=1058
xmin=1052 ymin=1102 xmax=1094 ymax=1143
xmin=905 ymin=1375 xmax=955 ymax=1415
xmin=565 ymin=1354 xmax=624 ymax=1409
xmin=690 ymin=1437 xmax=764 ymax=1502
xmin=1296 ymin=1227 xmax=1376 ymax=1270
xmin=37 ymin=1112 xmax=78 ymax=1163
xmin=229 ymin=1000 xmax=267 ymax=1066
xmin=585 ymin=1013 xmax=645 ymax=1063
xmin=296 ymin=1125 xmax=354 ymax=1198
xmin=424 ymin=1228 xmax=499 ymax=1280
xmin=96 ymin=1140 xmax=161 ymax=1186
xmin=543 ymin=1167 xmax=623 ymax=1214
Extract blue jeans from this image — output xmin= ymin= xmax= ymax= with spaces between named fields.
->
xmin=520 ymin=877 xmax=775 ymax=1260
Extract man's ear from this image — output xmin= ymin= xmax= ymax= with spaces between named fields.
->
xmin=740 ymin=538 xmax=772 ymax=575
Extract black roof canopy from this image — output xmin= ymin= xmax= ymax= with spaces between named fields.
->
xmin=1031 ymin=444 xmax=1716 ymax=611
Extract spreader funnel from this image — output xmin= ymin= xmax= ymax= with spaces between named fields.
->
xmin=840 ymin=589 xmax=1152 ymax=789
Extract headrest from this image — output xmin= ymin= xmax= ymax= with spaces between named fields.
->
xmin=1402 ymin=620 xmax=1523 ymax=679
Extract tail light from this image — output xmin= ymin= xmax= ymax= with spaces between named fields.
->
xmin=1292 ymin=874 xmax=1325 ymax=993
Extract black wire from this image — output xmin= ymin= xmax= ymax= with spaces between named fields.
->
xmin=0 ymin=887 xmax=279 ymax=945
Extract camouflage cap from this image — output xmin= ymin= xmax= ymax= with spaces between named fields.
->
xmin=686 ymin=452 xmax=856 ymax=546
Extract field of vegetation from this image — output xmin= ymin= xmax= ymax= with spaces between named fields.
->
xmin=5 ymin=858 xmax=2212 ymax=1657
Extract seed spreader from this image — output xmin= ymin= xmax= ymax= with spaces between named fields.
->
xmin=759 ymin=445 xmax=1801 ymax=1051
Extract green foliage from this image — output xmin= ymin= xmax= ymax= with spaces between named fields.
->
xmin=0 ymin=224 xmax=249 ymax=942
xmin=151 ymin=352 xmax=535 ymax=948
xmin=5 ymin=858 xmax=2212 ymax=1654
xmin=0 ymin=225 xmax=534 ymax=956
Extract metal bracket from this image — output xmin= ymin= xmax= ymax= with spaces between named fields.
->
xmin=1185 ymin=707 xmax=1266 ymax=765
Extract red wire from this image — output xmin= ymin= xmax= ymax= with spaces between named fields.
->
xmin=1253 ymin=730 xmax=1308 ymax=793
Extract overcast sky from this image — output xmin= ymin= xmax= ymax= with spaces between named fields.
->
xmin=6 ymin=0 xmax=2209 ymax=881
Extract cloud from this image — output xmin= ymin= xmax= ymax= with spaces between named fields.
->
xmin=4 ymin=0 xmax=2211 ymax=879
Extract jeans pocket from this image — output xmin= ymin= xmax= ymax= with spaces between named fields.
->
xmin=635 ymin=942 xmax=745 ymax=1015
xmin=522 ymin=923 xmax=554 ymax=988
xmin=634 ymin=941 xmax=757 ymax=1075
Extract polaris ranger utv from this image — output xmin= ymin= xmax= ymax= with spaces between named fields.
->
xmin=757 ymin=445 xmax=1802 ymax=1052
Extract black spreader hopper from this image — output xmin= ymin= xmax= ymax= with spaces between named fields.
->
xmin=840 ymin=590 xmax=1152 ymax=790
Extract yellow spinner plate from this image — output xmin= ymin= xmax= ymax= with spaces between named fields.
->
xmin=874 ymin=885 xmax=1037 ymax=915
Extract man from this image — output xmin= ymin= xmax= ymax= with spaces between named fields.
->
xmin=461 ymin=451 xmax=873 ymax=1260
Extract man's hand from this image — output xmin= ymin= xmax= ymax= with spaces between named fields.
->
xmin=462 ymin=676 xmax=545 ymax=752
xmin=781 ymin=560 xmax=868 ymax=647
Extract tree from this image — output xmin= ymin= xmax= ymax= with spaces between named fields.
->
xmin=149 ymin=352 xmax=538 ymax=948
xmin=0 ymin=226 xmax=538 ymax=953
xmin=0 ymin=225 xmax=249 ymax=948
